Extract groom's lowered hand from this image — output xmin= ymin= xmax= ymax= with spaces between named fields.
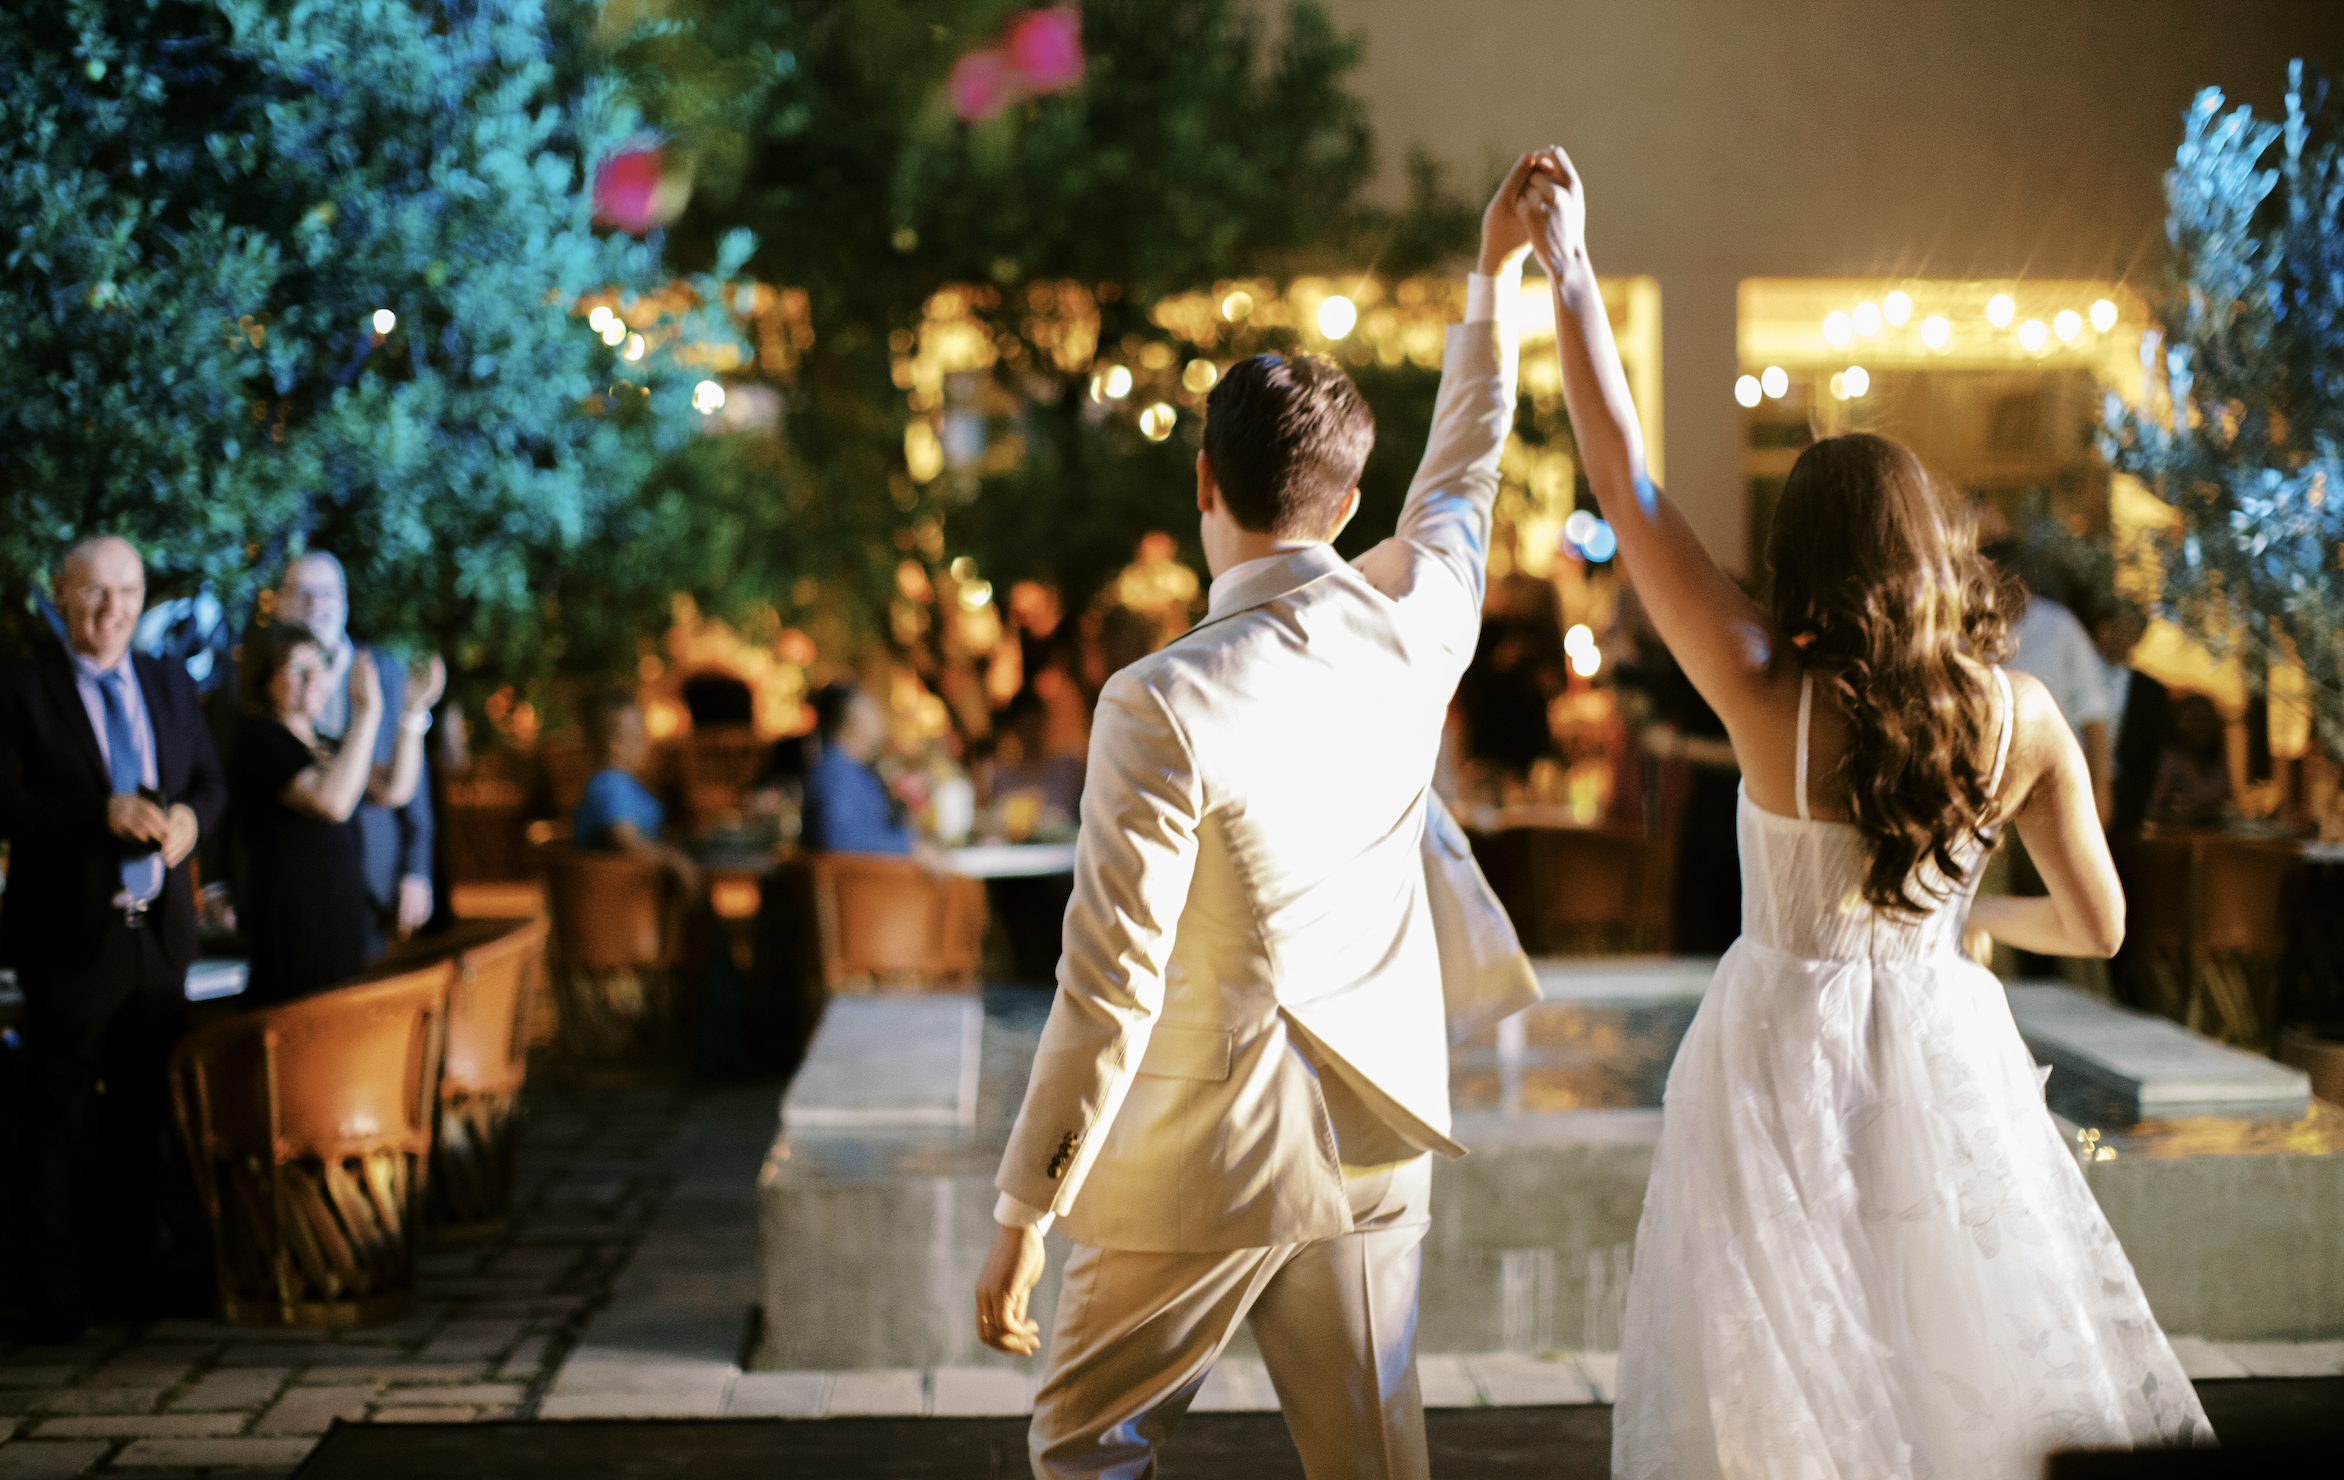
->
xmin=975 ymin=1223 xmax=1046 ymax=1356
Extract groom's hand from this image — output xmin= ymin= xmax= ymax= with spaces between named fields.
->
xmin=975 ymin=1222 xmax=1046 ymax=1356
xmin=1477 ymin=151 xmax=1544 ymax=276
xmin=1515 ymin=145 xmax=1592 ymax=285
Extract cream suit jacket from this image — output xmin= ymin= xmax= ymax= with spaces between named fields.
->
xmin=997 ymin=317 xmax=1533 ymax=1254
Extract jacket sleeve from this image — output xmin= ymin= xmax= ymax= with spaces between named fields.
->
xmin=1384 ymin=316 xmax=1518 ymax=658
xmin=995 ymin=668 xmax=1205 ymax=1218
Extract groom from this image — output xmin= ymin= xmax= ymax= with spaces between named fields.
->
xmin=975 ymin=155 xmax=1542 ymax=1478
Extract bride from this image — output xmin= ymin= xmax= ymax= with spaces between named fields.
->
xmin=1511 ymin=151 xmax=2212 ymax=1476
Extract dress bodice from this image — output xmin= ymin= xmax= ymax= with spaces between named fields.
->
xmin=1736 ymin=666 xmax=2012 ymax=966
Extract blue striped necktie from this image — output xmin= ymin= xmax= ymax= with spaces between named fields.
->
xmin=98 ymin=669 xmax=158 ymax=901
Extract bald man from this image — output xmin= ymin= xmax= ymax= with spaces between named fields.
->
xmin=0 ymin=536 xmax=225 ymax=1341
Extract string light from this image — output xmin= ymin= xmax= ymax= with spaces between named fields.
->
xmin=1852 ymin=301 xmax=1881 ymax=337
xmin=2018 ymin=319 xmax=2048 ymax=352
xmin=1220 ymin=290 xmax=1254 ymax=321
xmin=1735 ymin=375 xmax=1761 ymax=408
xmin=1920 ymin=315 xmax=1951 ymax=349
xmin=1090 ymin=364 xmax=1132 ymax=401
xmin=1987 ymin=294 xmax=2015 ymax=328
xmin=1139 ymin=402 xmax=1176 ymax=440
xmin=588 ymin=306 xmax=616 ymax=334
xmin=1182 ymin=359 xmax=1218 ymax=394
xmin=1842 ymin=365 xmax=1870 ymax=397
xmin=623 ymin=333 xmax=646 ymax=362
xmin=1883 ymin=291 xmax=1912 ymax=326
xmin=692 ymin=380 xmax=726 ymax=414
xmin=1822 ymin=311 xmax=1853 ymax=347
xmin=2054 ymin=309 xmax=2082 ymax=342
xmin=2090 ymin=299 xmax=2118 ymax=332
xmin=371 ymin=309 xmax=396 ymax=335
xmin=1317 ymin=296 xmax=1357 ymax=339
xmin=1760 ymin=365 xmax=1789 ymax=399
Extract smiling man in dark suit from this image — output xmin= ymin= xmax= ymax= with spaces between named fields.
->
xmin=0 ymin=535 xmax=226 ymax=1341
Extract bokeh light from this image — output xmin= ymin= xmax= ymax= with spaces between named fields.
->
xmin=1883 ymin=291 xmax=1912 ymax=326
xmin=2054 ymin=309 xmax=2082 ymax=341
xmin=1842 ymin=365 xmax=1870 ymax=397
xmin=1852 ymin=301 xmax=1881 ymax=337
xmin=1822 ymin=311 xmax=1852 ymax=347
xmin=692 ymin=380 xmax=726 ymax=414
xmin=2090 ymin=298 xmax=2118 ymax=332
xmin=1920 ymin=315 xmax=1951 ymax=349
xmin=1564 ymin=509 xmax=1599 ymax=547
xmin=1581 ymin=520 xmax=1617 ymax=562
xmin=1220 ymin=290 xmax=1254 ymax=321
xmin=2018 ymin=319 xmax=2049 ymax=352
xmin=371 ymin=308 xmax=396 ymax=335
xmin=1139 ymin=402 xmax=1176 ymax=440
xmin=1181 ymin=359 xmax=1218 ymax=394
xmin=1735 ymin=374 xmax=1761 ymax=408
xmin=623 ymin=333 xmax=646 ymax=362
xmin=1760 ymin=365 xmax=1790 ymax=399
xmin=1317 ymin=295 xmax=1357 ymax=339
xmin=1987 ymin=293 xmax=2015 ymax=328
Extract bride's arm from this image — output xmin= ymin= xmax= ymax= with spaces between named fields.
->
xmin=1518 ymin=148 xmax=1782 ymax=729
xmin=1966 ymin=674 xmax=2125 ymax=959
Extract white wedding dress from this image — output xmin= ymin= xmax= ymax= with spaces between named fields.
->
xmin=1614 ymin=670 xmax=2211 ymax=1479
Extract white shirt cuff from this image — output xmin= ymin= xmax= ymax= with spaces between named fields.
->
xmin=1464 ymin=260 xmax=1524 ymax=326
xmin=995 ymin=1191 xmax=1055 ymax=1236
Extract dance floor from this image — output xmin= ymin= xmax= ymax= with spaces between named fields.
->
xmin=288 ymin=1382 xmax=2341 ymax=1479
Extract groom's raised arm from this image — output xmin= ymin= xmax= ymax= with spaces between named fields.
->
xmin=1369 ymin=152 xmax=1539 ymax=660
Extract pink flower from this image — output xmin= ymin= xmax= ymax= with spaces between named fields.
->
xmin=1005 ymin=7 xmax=1084 ymax=94
xmin=949 ymin=49 xmax=1015 ymax=123
xmin=592 ymin=147 xmax=663 ymax=235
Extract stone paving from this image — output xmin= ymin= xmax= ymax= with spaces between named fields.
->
xmin=6 ymin=1068 xmax=2342 ymax=1474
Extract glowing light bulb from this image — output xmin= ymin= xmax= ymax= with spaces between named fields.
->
xmin=1883 ymin=291 xmax=1912 ymax=326
xmin=623 ymin=333 xmax=646 ymax=362
xmin=2090 ymin=299 xmax=2118 ymax=332
xmin=1317 ymin=295 xmax=1357 ymax=339
xmin=1139 ymin=402 xmax=1176 ymax=441
xmin=1102 ymin=364 xmax=1132 ymax=399
xmin=371 ymin=309 xmax=397 ymax=335
xmin=1987 ymin=294 xmax=2015 ymax=328
xmin=1735 ymin=375 xmax=1762 ymax=408
xmin=1920 ymin=315 xmax=1952 ymax=350
xmin=1822 ymin=311 xmax=1853 ymax=347
xmin=1221 ymin=290 xmax=1254 ymax=321
xmin=1842 ymin=365 xmax=1870 ymax=397
xmin=2054 ymin=310 xmax=2082 ymax=342
xmin=2018 ymin=319 xmax=2048 ymax=353
xmin=692 ymin=380 xmax=726 ymax=414
xmin=600 ymin=321 xmax=626 ymax=347
xmin=1760 ymin=365 xmax=1790 ymax=399
xmin=1182 ymin=359 xmax=1218 ymax=394
xmin=1852 ymin=301 xmax=1881 ymax=337
xmin=1565 ymin=623 xmax=1596 ymax=657
xmin=588 ymin=306 xmax=616 ymax=333
xmin=958 ymin=581 xmax=994 ymax=611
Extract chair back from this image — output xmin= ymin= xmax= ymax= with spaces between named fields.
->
xmin=542 ymin=845 xmax=674 ymax=971
xmin=2194 ymin=837 xmax=2299 ymax=959
xmin=2109 ymin=837 xmax=2195 ymax=959
xmin=442 ymin=918 xmax=547 ymax=1102
xmin=781 ymin=852 xmax=986 ymax=993
xmin=1469 ymin=823 xmax=1669 ymax=956
xmin=681 ymin=724 xmax=770 ymax=827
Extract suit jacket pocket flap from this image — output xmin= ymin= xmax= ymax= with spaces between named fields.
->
xmin=1136 ymin=1025 xmax=1233 ymax=1081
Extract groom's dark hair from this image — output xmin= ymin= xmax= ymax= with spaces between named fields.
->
xmin=1202 ymin=353 xmax=1375 ymax=538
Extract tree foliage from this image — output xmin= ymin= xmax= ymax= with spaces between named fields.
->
xmin=0 ymin=0 xmax=750 ymax=698
xmin=2104 ymin=61 xmax=2344 ymax=756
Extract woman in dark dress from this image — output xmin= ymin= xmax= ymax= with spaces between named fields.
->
xmin=229 ymin=623 xmax=388 ymax=1003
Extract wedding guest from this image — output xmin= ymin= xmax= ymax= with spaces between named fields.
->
xmin=273 ymin=554 xmax=438 ymax=942
xmin=232 ymin=622 xmax=437 ymax=1003
xmin=802 ymin=681 xmax=915 ymax=854
xmin=2094 ymin=601 xmax=2170 ymax=836
xmin=572 ymin=690 xmax=700 ymax=889
xmin=2148 ymin=692 xmax=2234 ymax=829
xmin=1989 ymin=542 xmax=2113 ymax=824
xmin=1 ymin=535 xmax=225 ymax=1340
xmin=982 ymin=691 xmax=1083 ymax=829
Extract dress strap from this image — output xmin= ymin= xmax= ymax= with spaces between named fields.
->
xmin=1795 ymin=671 xmax=1814 ymax=822
xmin=1988 ymin=665 xmax=2015 ymax=796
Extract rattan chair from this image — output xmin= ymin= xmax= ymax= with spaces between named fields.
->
xmin=680 ymin=724 xmax=770 ymax=830
xmin=541 ymin=844 xmax=685 ymax=1061
xmin=429 ymin=918 xmax=547 ymax=1236
xmin=1468 ymin=821 xmax=1672 ymax=957
xmin=767 ymin=852 xmax=987 ymax=995
xmin=168 ymin=963 xmax=452 ymax=1327
xmin=2110 ymin=834 xmax=2301 ymax=1050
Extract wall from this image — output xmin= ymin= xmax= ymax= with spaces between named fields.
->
xmin=1309 ymin=0 xmax=2344 ymax=573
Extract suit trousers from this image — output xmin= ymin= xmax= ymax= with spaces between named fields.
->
xmin=14 ymin=917 xmax=189 ymax=1311
xmin=1029 ymin=1155 xmax=1433 ymax=1480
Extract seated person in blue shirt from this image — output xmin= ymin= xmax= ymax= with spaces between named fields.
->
xmin=802 ymin=681 xmax=918 ymax=854
xmin=573 ymin=690 xmax=700 ymax=891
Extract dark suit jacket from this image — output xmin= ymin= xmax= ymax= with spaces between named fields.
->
xmin=2111 ymin=667 xmax=2171 ymax=838
xmin=347 ymin=642 xmax=433 ymax=912
xmin=0 ymin=642 xmax=228 ymax=976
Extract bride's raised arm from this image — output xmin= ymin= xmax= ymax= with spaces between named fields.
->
xmin=1516 ymin=149 xmax=1785 ymax=734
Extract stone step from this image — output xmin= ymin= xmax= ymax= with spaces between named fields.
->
xmin=2007 ymin=982 xmax=2312 ymax=1125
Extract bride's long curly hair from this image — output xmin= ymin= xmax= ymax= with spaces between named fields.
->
xmin=1766 ymin=433 xmax=2012 ymax=916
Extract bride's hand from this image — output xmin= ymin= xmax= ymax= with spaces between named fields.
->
xmin=1514 ymin=146 xmax=1590 ymax=283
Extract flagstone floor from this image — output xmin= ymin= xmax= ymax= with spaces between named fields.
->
xmin=5 ymin=1023 xmax=2342 ymax=1477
